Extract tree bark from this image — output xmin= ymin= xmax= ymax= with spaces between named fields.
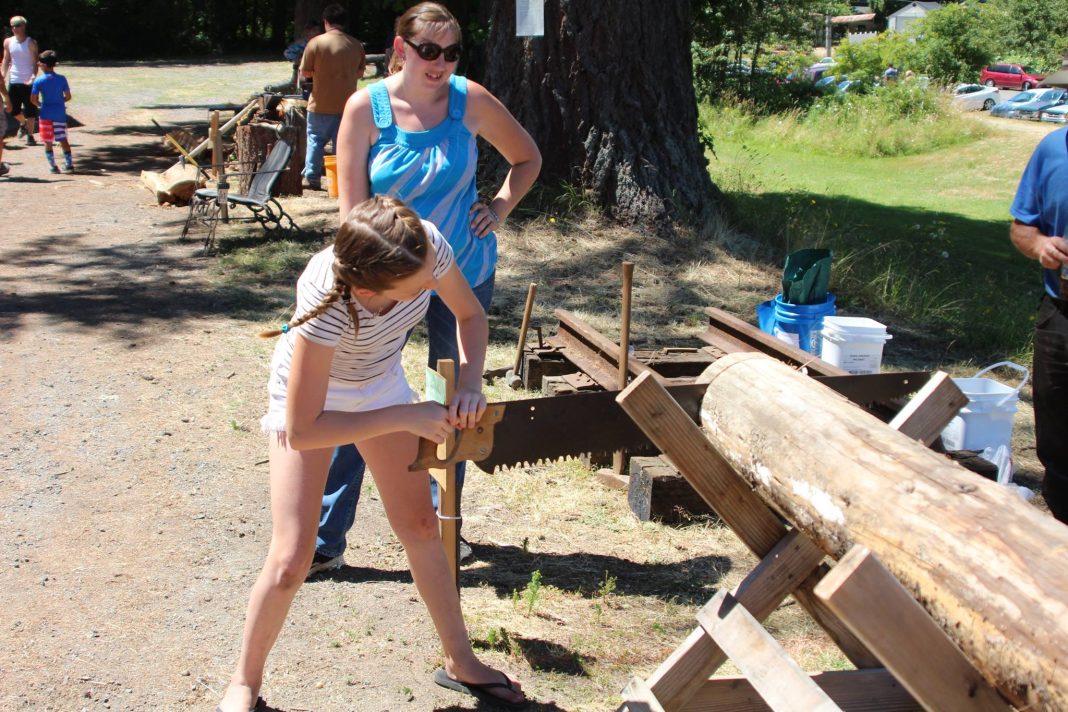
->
xmin=234 ymin=122 xmax=303 ymax=197
xmin=482 ymin=0 xmax=721 ymax=228
xmin=697 ymin=352 xmax=1068 ymax=711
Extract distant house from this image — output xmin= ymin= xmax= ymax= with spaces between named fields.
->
xmin=887 ymin=2 xmax=943 ymax=33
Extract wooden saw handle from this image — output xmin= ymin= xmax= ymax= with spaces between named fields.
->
xmin=408 ymin=404 xmax=506 ymax=471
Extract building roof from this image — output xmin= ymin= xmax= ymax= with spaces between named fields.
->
xmin=832 ymin=13 xmax=877 ymax=24
xmin=888 ymin=2 xmax=943 ymax=18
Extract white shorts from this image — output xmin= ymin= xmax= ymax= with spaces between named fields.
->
xmin=260 ymin=363 xmax=416 ymax=434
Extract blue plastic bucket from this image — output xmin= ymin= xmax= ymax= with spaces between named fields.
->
xmin=757 ymin=293 xmax=836 ymax=355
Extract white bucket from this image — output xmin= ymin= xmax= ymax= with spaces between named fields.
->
xmin=820 ymin=316 xmax=892 ymax=375
xmin=940 ymin=362 xmax=1029 ymax=453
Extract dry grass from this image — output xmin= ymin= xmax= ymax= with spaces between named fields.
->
xmin=202 ymin=192 xmax=848 ymax=709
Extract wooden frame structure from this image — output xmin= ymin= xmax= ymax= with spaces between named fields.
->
xmin=613 ymin=363 xmax=1063 ymax=711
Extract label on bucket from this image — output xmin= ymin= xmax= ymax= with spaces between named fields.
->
xmin=774 ymin=325 xmax=822 ymax=356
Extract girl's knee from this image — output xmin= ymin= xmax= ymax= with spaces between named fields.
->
xmin=391 ymin=511 xmax=440 ymax=548
xmin=265 ymin=547 xmax=315 ymax=589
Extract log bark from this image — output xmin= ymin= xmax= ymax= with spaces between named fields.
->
xmin=482 ymin=0 xmax=722 ymax=228
xmin=234 ymin=122 xmax=303 ymax=197
xmin=697 ymin=352 xmax=1068 ymax=710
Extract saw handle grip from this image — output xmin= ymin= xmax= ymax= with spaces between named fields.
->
xmin=411 ymin=429 xmax=465 ymax=472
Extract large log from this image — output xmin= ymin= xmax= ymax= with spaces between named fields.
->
xmin=234 ymin=122 xmax=303 ymax=197
xmin=697 ymin=352 xmax=1068 ymax=710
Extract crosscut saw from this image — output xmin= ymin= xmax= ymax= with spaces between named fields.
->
xmin=410 ymin=371 xmax=930 ymax=473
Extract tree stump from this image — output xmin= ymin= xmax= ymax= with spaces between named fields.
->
xmin=234 ymin=121 xmax=304 ymax=197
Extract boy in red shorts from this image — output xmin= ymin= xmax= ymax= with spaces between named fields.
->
xmin=30 ymin=50 xmax=72 ymax=173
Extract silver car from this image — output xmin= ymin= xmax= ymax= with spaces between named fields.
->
xmin=1040 ymin=103 xmax=1068 ymax=123
xmin=951 ymin=83 xmax=1000 ymax=111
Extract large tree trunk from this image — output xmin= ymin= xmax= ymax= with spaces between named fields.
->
xmin=482 ymin=0 xmax=721 ymax=228
xmin=697 ymin=352 xmax=1068 ymax=710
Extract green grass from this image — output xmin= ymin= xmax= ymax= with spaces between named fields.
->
xmin=703 ymin=104 xmax=1052 ymax=361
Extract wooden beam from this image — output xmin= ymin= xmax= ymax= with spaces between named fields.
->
xmin=697 ymin=352 xmax=1068 ymax=710
xmin=687 ymin=669 xmax=919 ymax=712
xmin=703 ymin=306 xmax=848 ymax=377
xmin=696 ymin=591 xmax=843 ymax=712
xmin=427 ymin=359 xmax=460 ymax=595
xmin=623 ymin=530 xmax=825 ymax=710
xmin=184 ymin=99 xmax=258 ymax=161
xmin=617 ymin=372 xmax=879 ymax=678
xmin=814 ymin=546 xmax=1009 ymax=712
xmin=887 ymin=371 xmax=968 ymax=445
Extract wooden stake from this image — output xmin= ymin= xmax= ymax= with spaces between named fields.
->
xmin=814 ymin=546 xmax=1009 ymax=712
xmin=210 ymin=111 xmax=229 ymax=222
xmin=612 ymin=261 xmax=635 ymax=474
xmin=427 ymin=359 xmax=461 ymax=595
xmin=506 ymin=282 xmax=537 ymax=388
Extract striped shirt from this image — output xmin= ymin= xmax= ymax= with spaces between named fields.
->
xmin=269 ymin=221 xmax=455 ymax=385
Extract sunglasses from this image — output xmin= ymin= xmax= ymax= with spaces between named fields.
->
xmin=403 ymin=37 xmax=462 ymax=63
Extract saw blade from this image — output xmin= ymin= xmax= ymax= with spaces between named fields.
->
xmin=474 ymin=383 xmax=706 ymax=472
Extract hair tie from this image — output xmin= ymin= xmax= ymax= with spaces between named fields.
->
xmin=281 ymin=324 xmax=290 ymax=333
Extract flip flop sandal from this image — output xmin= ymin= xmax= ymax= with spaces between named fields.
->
xmin=215 ymin=696 xmax=265 ymax=712
xmin=433 ymin=667 xmax=528 ymax=710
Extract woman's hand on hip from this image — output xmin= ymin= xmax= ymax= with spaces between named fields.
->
xmin=469 ymin=201 xmax=501 ymax=238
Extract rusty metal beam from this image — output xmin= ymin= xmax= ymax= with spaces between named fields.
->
xmin=701 ymin=306 xmax=849 ymax=377
xmin=544 ymin=309 xmax=662 ymax=389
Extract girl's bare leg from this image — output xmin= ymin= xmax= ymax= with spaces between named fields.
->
xmin=218 ymin=434 xmax=332 ymax=712
xmin=359 ymin=432 xmax=525 ymax=704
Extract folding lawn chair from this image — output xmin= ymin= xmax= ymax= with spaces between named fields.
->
xmin=180 ymin=138 xmax=298 ymax=253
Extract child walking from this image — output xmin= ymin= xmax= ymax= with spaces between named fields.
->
xmin=0 ymin=80 xmax=11 ymax=176
xmin=216 ymin=196 xmax=527 ymax=712
xmin=29 ymin=50 xmax=72 ymax=174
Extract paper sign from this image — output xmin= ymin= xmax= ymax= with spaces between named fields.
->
xmin=425 ymin=367 xmax=447 ymax=405
xmin=516 ymin=0 xmax=545 ymax=37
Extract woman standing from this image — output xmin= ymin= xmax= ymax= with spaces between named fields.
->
xmin=315 ymin=2 xmax=541 ymax=572
xmin=217 ymin=197 xmax=527 ymax=712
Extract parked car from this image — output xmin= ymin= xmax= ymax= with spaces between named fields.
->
xmin=806 ymin=56 xmax=837 ymax=80
xmin=980 ymin=63 xmax=1046 ymax=90
xmin=1012 ymin=88 xmax=1067 ymax=120
xmin=1040 ymin=103 xmax=1068 ymax=124
xmin=951 ymin=83 xmax=1000 ymax=111
xmin=990 ymin=90 xmax=1039 ymax=118
xmin=814 ymin=74 xmax=840 ymax=90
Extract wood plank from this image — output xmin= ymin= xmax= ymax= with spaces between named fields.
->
xmin=630 ymin=531 xmax=827 ymax=710
xmin=813 ymin=546 xmax=1009 ymax=712
xmin=617 ymin=372 xmax=879 ymax=678
xmin=620 ymin=676 xmax=668 ymax=712
xmin=696 ymin=591 xmax=842 ymax=712
xmin=427 ymin=359 xmax=460 ymax=595
xmin=887 ymin=371 xmax=968 ymax=445
xmin=685 ymin=669 xmax=919 ymax=712
xmin=626 ymin=456 xmax=714 ymax=522
xmin=703 ymin=306 xmax=848 ymax=377
xmin=698 ymin=352 xmax=1068 ymax=709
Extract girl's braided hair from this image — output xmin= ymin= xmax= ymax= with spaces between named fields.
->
xmin=388 ymin=2 xmax=461 ymax=75
xmin=260 ymin=196 xmax=429 ymax=339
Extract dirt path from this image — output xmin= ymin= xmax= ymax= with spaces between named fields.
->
xmin=0 ymin=62 xmax=518 ymax=712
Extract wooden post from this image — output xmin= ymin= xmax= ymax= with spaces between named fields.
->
xmin=505 ymin=282 xmax=537 ymax=389
xmin=612 ymin=262 xmax=635 ymax=474
xmin=690 ymin=669 xmax=918 ymax=712
xmin=814 ymin=545 xmax=1009 ymax=712
xmin=888 ymin=371 xmax=968 ymax=445
xmin=697 ymin=352 xmax=1068 ymax=709
xmin=210 ymin=111 xmax=229 ymax=222
xmin=696 ymin=591 xmax=843 ymax=712
xmin=427 ymin=359 xmax=461 ymax=595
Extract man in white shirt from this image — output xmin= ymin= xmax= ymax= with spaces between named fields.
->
xmin=2 ymin=15 xmax=39 ymax=145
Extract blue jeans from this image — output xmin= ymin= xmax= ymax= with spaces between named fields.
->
xmin=303 ymin=111 xmax=342 ymax=183
xmin=316 ymin=273 xmax=496 ymax=557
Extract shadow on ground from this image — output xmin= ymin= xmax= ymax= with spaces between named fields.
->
xmin=311 ymin=544 xmax=729 ymax=606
